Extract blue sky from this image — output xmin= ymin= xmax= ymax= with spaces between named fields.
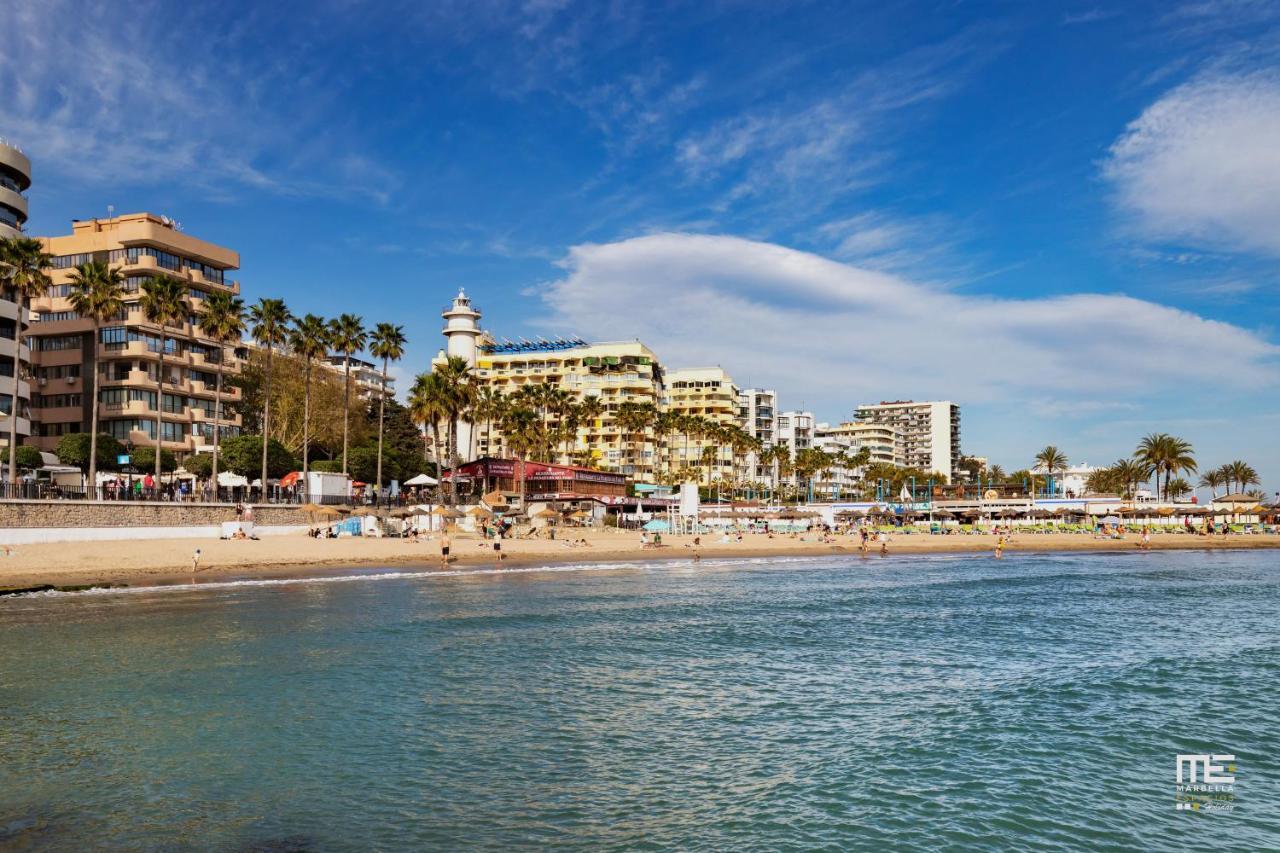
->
xmin=6 ymin=0 xmax=1280 ymax=492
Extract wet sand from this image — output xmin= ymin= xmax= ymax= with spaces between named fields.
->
xmin=1 ymin=527 xmax=1277 ymax=592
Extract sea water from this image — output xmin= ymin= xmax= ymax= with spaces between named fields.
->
xmin=1 ymin=551 xmax=1277 ymax=850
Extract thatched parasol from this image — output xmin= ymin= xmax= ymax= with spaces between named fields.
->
xmin=314 ymin=506 xmax=343 ymax=517
xmin=531 ymin=508 xmax=559 ymax=520
xmin=388 ymin=507 xmax=414 ymax=518
xmin=299 ymin=502 xmax=323 ymax=514
xmin=930 ymin=509 xmax=954 ymax=520
xmin=350 ymin=506 xmax=380 ymax=517
xmin=432 ymin=506 xmax=463 ymax=518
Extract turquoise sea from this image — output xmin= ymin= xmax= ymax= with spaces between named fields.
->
xmin=1 ymin=551 xmax=1278 ymax=850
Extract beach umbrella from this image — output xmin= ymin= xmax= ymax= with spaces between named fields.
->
xmin=350 ymin=506 xmax=380 ymax=517
xmin=930 ymin=509 xmax=954 ymax=520
xmin=315 ymin=506 xmax=343 ymax=517
xmin=531 ymin=508 xmax=559 ymax=520
xmin=404 ymin=473 xmax=438 ymax=486
xmin=1157 ymin=507 xmax=1176 ymax=517
xmin=1099 ymin=515 xmax=1121 ymax=525
xmin=299 ymin=502 xmax=323 ymax=514
xmin=642 ymin=519 xmax=670 ymax=532
xmin=432 ymin=506 xmax=463 ymax=518
xmin=388 ymin=507 xmax=414 ymax=518
xmin=466 ymin=506 xmax=495 ymax=518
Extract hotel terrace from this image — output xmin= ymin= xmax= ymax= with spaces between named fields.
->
xmin=29 ymin=213 xmax=244 ymax=459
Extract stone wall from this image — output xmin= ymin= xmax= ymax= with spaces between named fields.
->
xmin=0 ymin=500 xmax=301 ymax=529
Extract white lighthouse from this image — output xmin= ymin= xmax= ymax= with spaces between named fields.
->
xmin=439 ymin=289 xmax=483 ymax=461
xmin=442 ymin=288 xmax=483 ymax=368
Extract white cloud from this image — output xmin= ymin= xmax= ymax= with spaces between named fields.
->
xmin=539 ymin=233 xmax=1279 ymax=419
xmin=1103 ymin=71 xmax=1280 ymax=256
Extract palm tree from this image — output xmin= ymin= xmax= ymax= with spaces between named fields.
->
xmin=327 ymin=313 xmax=367 ymax=477
xmin=368 ymin=323 xmax=406 ymax=494
xmin=1034 ymin=446 xmax=1068 ymax=498
xmin=576 ymin=394 xmax=605 ymax=464
xmin=66 ymin=261 xmax=124 ymax=497
xmin=196 ymin=291 xmax=245 ymax=499
xmin=290 ymin=314 xmax=330 ymax=490
xmin=1198 ymin=469 xmax=1224 ymax=500
xmin=472 ymin=386 xmax=507 ymax=459
xmin=1135 ymin=433 xmax=1196 ymax=501
xmin=500 ymin=404 xmax=541 ymax=509
xmin=408 ymin=371 xmax=449 ymax=496
xmin=1223 ymin=460 xmax=1259 ymax=495
xmin=1165 ymin=477 xmax=1192 ymax=501
xmin=139 ymin=275 xmax=189 ymax=482
xmin=249 ymin=298 xmax=292 ymax=495
xmin=0 ymin=237 xmax=52 ymax=489
xmin=434 ymin=355 xmax=474 ymax=503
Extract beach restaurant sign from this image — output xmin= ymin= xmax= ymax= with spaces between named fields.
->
xmin=445 ymin=458 xmax=625 ymax=485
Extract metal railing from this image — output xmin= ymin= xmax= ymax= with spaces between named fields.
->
xmin=0 ymin=481 xmax=427 ymax=507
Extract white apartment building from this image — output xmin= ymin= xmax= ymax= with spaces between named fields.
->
xmin=775 ymin=410 xmax=815 ymax=490
xmin=739 ymin=388 xmax=776 ymax=488
xmin=323 ymin=354 xmax=393 ymax=401
xmin=814 ymin=421 xmax=901 ymax=467
xmin=1030 ymin=462 xmax=1099 ymax=498
xmin=854 ymin=400 xmax=961 ymax=481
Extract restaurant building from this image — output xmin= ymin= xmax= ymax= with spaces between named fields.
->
xmin=443 ymin=457 xmax=628 ymax=502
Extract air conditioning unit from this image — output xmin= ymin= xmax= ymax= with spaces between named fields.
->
xmin=37 ymin=377 xmax=46 ymax=386
xmin=66 ymin=376 xmax=77 ymax=384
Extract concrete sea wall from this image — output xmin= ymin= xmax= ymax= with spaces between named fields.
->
xmin=0 ymin=501 xmax=306 ymax=544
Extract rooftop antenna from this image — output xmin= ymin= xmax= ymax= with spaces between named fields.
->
xmin=107 ymin=204 xmax=115 ymax=219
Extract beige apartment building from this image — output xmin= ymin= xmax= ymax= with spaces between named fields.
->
xmin=30 ymin=213 xmax=244 ymax=459
xmin=664 ymin=366 xmax=742 ymax=485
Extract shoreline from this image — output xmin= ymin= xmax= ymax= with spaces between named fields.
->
xmin=2 ymin=529 xmax=1278 ymax=595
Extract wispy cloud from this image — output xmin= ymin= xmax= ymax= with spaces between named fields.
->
xmin=1061 ymin=8 xmax=1120 ymax=26
xmin=1 ymin=0 xmax=398 ymax=203
xmin=672 ymin=30 xmax=1000 ymax=218
xmin=1103 ymin=69 xmax=1280 ymax=257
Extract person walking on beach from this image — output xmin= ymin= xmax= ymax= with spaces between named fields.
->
xmin=493 ymin=539 xmax=504 ymax=565
xmin=191 ymin=548 xmax=202 ymax=573
xmin=440 ymin=532 xmax=451 ymax=567
xmin=994 ymin=536 xmax=1004 ymax=559
xmin=879 ymin=540 xmax=888 ymax=557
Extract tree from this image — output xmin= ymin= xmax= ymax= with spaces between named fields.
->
xmin=55 ymin=433 xmax=124 ymax=473
xmin=196 ymin=290 xmax=245 ymax=499
xmin=472 ymin=386 xmax=507 ymax=460
xmin=1222 ymin=460 xmax=1260 ymax=495
xmin=290 ymin=314 xmax=330 ymax=489
xmin=0 ymin=445 xmax=43 ymax=469
xmin=0 ymin=236 xmax=52 ymax=488
xmin=132 ymin=446 xmax=177 ymax=474
xmin=499 ymin=404 xmax=541 ymax=508
xmin=249 ymin=298 xmax=293 ymax=493
xmin=408 ymin=372 xmax=449 ymax=494
xmin=219 ymin=435 xmax=296 ymax=480
xmin=369 ymin=322 xmax=406 ymax=493
xmin=67 ymin=260 xmax=125 ymax=497
xmin=1165 ymin=477 xmax=1192 ymax=501
xmin=139 ymin=275 xmax=189 ymax=482
xmin=615 ymin=401 xmax=655 ymax=479
xmin=1034 ymin=446 xmax=1068 ymax=498
xmin=435 ymin=356 xmax=475 ymax=503
xmin=327 ymin=313 xmax=367 ymax=477
xmin=1198 ymin=469 xmax=1224 ymax=500
xmin=184 ymin=453 xmax=213 ymax=479
xmin=1135 ymin=433 xmax=1196 ymax=501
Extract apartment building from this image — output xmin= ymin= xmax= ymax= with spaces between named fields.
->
xmin=664 ymin=367 xmax=741 ymax=485
xmin=30 ymin=213 xmax=244 ymax=459
xmin=774 ymin=409 xmax=815 ymax=490
xmin=854 ymin=400 xmax=961 ymax=481
xmin=0 ymin=139 xmax=34 ymax=445
xmin=814 ymin=421 xmax=901 ymax=466
xmin=739 ymin=388 xmax=776 ymax=487
xmin=322 ymin=354 xmax=393 ymax=401
xmin=438 ymin=290 xmax=667 ymax=480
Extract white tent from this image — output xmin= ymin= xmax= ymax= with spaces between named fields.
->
xmin=404 ymin=473 xmax=438 ymax=486
xmin=219 ymin=471 xmax=249 ymax=488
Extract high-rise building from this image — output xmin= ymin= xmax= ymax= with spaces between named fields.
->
xmin=30 ymin=213 xmax=244 ymax=459
xmin=0 ymin=139 xmax=34 ymax=446
xmin=439 ymin=291 xmax=667 ymax=480
xmin=739 ymin=388 xmax=777 ymax=488
xmin=853 ymin=400 xmax=960 ymax=480
xmin=664 ymin=367 xmax=742 ymax=485
xmin=775 ymin=409 xmax=815 ymax=490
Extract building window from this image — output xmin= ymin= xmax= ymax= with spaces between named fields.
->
xmin=38 ymin=422 xmax=81 ymax=437
xmin=37 ymin=334 xmax=82 ymax=352
xmin=34 ymin=393 xmax=81 ymax=408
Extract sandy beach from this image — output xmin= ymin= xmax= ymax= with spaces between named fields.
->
xmin=1 ymin=526 xmax=1278 ymax=592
